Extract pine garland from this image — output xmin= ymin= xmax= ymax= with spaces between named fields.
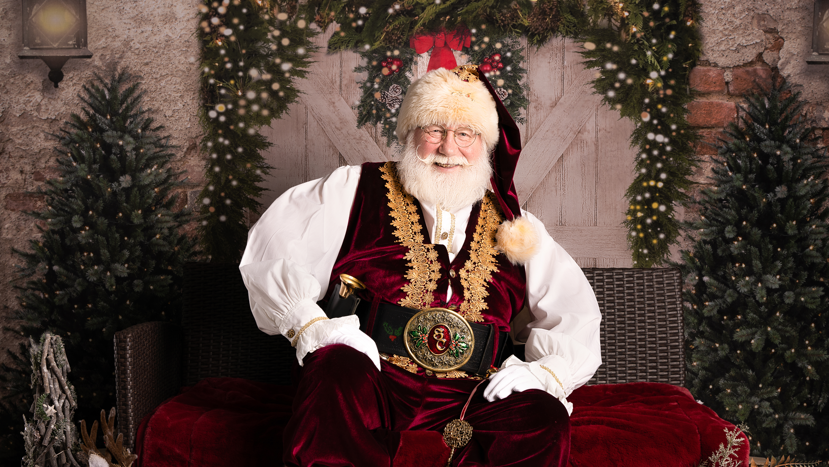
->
xmin=580 ymin=0 xmax=701 ymax=266
xmin=196 ymin=0 xmax=315 ymax=262
xmin=196 ymin=0 xmax=703 ymax=266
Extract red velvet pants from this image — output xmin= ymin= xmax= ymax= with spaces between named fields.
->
xmin=284 ymin=345 xmax=570 ymax=467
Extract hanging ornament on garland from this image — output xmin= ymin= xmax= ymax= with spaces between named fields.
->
xmin=380 ymin=57 xmax=404 ymax=75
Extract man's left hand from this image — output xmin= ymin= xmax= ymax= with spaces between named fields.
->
xmin=483 ymin=365 xmax=545 ymax=402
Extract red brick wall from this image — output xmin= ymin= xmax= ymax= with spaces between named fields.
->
xmin=686 ymin=35 xmax=828 ymax=192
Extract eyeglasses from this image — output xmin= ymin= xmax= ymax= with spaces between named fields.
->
xmin=419 ymin=125 xmax=479 ymax=148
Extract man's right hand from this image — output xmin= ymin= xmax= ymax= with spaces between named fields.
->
xmin=291 ymin=313 xmax=381 ymax=371
xmin=318 ymin=324 xmax=382 ymax=370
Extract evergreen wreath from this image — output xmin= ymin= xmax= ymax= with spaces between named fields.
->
xmin=355 ymin=46 xmax=416 ymax=145
xmin=464 ymin=31 xmax=529 ymax=125
xmin=195 ymin=0 xmax=702 ymax=267
xmin=354 ymin=30 xmax=527 ymax=146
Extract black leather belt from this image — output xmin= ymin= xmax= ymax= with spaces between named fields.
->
xmin=322 ymin=282 xmax=511 ymax=375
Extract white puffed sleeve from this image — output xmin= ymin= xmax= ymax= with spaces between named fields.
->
xmin=239 ymin=165 xmax=362 ymax=345
xmin=505 ymin=211 xmax=602 ymax=400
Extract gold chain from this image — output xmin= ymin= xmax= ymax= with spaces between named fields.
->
xmin=540 ymin=364 xmax=565 ymax=391
xmin=290 ymin=317 xmax=329 ymax=347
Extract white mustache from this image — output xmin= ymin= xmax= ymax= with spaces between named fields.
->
xmin=416 ymin=152 xmax=472 ymax=167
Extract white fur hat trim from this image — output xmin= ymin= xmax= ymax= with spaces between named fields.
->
xmin=495 ymin=216 xmax=539 ymax=265
xmin=395 ymin=68 xmax=499 ymax=153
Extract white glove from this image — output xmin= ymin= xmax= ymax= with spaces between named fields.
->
xmin=483 ymin=365 xmax=545 ymax=402
xmin=280 ymin=299 xmax=380 ymax=370
xmin=316 ymin=322 xmax=381 ymax=370
xmin=488 ymin=355 xmax=575 ymax=414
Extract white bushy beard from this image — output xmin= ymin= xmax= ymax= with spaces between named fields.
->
xmin=397 ymin=133 xmax=493 ymax=212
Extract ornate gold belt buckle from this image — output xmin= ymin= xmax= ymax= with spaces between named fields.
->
xmin=403 ymin=308 xmax=475 ymax=372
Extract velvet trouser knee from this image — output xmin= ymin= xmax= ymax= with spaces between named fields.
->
xmin=283 ymin=344 xmax=570 ymax=467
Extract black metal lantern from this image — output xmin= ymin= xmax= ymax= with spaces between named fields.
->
xmin=809 ymin=0 xmax=829 ymax=63
xmin=18 ymin=0 xmax=92 ymax=87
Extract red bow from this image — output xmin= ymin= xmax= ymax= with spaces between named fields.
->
xmin=410 ymin=25 xmax=471 ymax=72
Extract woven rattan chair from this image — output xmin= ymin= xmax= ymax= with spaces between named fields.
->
xmin=114 ymin=264 xmax=683 ymax=450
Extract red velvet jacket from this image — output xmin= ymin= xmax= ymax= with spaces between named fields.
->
xmin=326 ymin=162 xmax=527 ymax=372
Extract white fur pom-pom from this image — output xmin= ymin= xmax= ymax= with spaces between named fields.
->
xmin=495 ymin=216 xmax=539 ymax=265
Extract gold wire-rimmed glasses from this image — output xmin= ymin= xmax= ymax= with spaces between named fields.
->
xmin=419 ymin=125 xmax=479 ymax=148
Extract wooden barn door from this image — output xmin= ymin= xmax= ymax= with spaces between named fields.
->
xmin=259 ymin=28 xmax=637 ymax=268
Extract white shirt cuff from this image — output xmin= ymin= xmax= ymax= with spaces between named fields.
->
xmin=501 ymin=355 xmax=574 ymax=415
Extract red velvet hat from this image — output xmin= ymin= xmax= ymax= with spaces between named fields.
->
xmin=396 ymin=65 xmax=539 ymax=264
xmin=454 ymin=65 xmax=538 ymax=265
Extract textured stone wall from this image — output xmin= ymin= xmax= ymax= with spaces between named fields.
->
xmin=689 ymin=0 xmax=829 ymax=192
xmin=0 ymin=0 xmax=203 ymax=400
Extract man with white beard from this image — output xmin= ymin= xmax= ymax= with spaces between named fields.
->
xmin=239 ymin=66 xmax=602 ymax=467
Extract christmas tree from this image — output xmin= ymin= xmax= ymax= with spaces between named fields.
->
xmin=1 ymin=70 xmax=196 ymax=458
xmin=681 ymin=80 xmax=829 ymax=460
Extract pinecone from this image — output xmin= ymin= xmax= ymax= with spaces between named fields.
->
xmin=528 ymin=0 xmax=561 ymax=36
xmin=273 ymin=0 xmax=298 ymax=19
xmin=314 ymin=9 xmax=336 ymax=30
xmin=381 ymin=23 xmax=406 ymax=47
xmin=380 ymin=85 xmax=404 ymax=112
xmin=495 ymin=87 xmax=509 ymax=102
xmin=488 ymin=3 xmax=521 ymax=29
xmin=682 ymin=0 xmax=698 ymax=24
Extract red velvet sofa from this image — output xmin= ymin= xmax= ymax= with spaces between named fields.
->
xmin=114 ymin=264 xmax=749 ymax=466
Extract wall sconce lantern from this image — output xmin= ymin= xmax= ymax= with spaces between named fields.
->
xmin=18 ymin=0 xmax=93 ymax=87
xmin=809 ymin=0 xmax=829 ymax=63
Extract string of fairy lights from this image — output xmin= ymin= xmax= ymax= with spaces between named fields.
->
xmin=580 ymin=0 xmax=700 ymax=266
xmin=196 ymin=0 xmax=314 ymax=262
xmin=195 ymin=0 xmax=701 ymax=266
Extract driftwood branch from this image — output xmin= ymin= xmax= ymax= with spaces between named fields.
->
xmin=40 ymin=334 xmax=51 ymax=396
xmin=47 ymin=341 xmax=76 ymax=408
xmin=22 ymin=332 xmax=82 ymax=467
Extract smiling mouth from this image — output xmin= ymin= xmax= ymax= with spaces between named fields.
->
xmin=435 ymin=162 xmax=462 ymax=168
